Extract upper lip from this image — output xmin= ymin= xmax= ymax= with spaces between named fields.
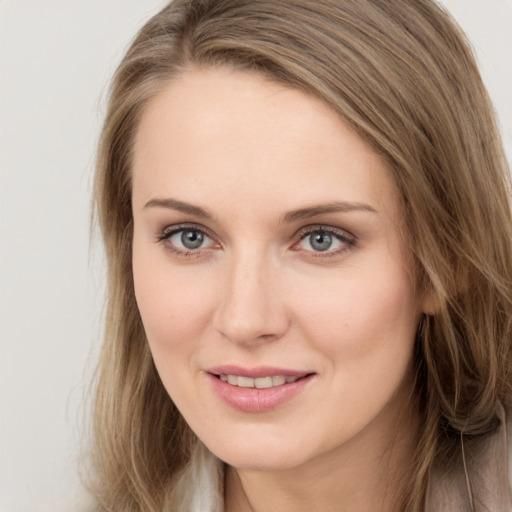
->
xmin=207 ymin=365 xmax=313 ymax=378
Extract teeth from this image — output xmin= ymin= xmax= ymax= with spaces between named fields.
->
xmin=272 ymin=376 xmax=286 ymax=386
xmin=238 ymin=376 xmax=254 ymax=388
xmin=218 ymin=374 xmax=303 ymax=388
xmin=255 ymin=377 xmax=272 ymax=389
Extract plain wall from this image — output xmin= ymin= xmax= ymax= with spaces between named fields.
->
xmin=0 ymin=1 xmax=511 ymax=511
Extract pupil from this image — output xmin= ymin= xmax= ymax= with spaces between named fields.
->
xmin=182 ymin=230 xmax=204 ymax=249
xmin=311 ymin=232 xmax=332 ymax=251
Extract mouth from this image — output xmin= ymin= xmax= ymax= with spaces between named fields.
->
xmin=206 ymin=368 xmax=315 ymax=412
xmin=206 ymin=367 xmax=316 ymax=412
xmin=212 ymin=373 xmax=309 ymax=389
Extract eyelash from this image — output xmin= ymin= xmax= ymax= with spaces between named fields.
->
xmin=156 ymin=223 xmax=356 ymax=259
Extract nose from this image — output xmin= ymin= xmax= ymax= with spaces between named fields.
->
xmin=212 ymin=250 xmax=290 ymax=346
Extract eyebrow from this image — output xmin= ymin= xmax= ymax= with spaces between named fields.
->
xmin=143 ymin=197 xmax=377 ymax=222
xmin=144 ymin=197 xmax=214 ymax=219
xmin=281 ymin=201 xmax=377 ymax=223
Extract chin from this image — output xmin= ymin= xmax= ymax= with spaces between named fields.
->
xmin=203 ymin=435 xmax=312 ymax=472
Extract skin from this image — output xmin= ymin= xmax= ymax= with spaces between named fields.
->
xmin=131 ymin=67 xmax=429 ymax=511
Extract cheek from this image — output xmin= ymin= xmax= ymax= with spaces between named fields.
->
xmin=132 ymin=241 xmax=216 ymax=358
xmin=287 ymin=266 xmax=419 ymax=443
xmin=292 ymin=263 xmax=420 ymax=366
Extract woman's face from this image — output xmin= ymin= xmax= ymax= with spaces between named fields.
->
xmin=131 ymin=67 xmax=428 ymax=471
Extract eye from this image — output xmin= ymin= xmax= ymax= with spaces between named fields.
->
xmin=157 ymin=225 xmax=217 ymax=255
xmin=293 ymin=227 xmax=355 ymax=255
xmin=171 ymin=229 xmax=210 ymax=250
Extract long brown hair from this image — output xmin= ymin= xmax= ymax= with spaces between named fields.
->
xmin=90 ymin=1 xmax=512 ymax=510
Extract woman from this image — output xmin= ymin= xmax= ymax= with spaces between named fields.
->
xmin=89 ymin=0 xmax=512 ymax=510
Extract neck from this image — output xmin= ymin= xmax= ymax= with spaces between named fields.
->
xmin=224 ymin=394 xmax=420 ymax=512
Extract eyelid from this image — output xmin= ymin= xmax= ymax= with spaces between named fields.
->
xmin=294 ymin=224 xmax=356 ymax=242
xmin=157 ymin=222 xmax=216 ymax=242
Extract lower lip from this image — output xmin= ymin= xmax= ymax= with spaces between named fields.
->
xmin=207 ymin=373 xmax=314 ymax=413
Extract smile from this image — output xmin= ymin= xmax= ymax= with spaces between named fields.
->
xmin=219 ymin=374 xmax=301 ymax=388
xmin=207 ymin=368 xmax=315 ymax=412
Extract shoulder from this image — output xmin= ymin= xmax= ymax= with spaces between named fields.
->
xmin=426 ymin=405 xmax=512 ymax=511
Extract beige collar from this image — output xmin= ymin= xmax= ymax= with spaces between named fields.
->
xmin=426 ymin=406 xmax=512 ymax=512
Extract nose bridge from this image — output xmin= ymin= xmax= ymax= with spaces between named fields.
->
xmin=213 ymin=244 xmax=288 ymax=345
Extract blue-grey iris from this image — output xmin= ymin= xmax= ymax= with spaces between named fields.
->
xmin=310 ymin=232 xmax=332 ymax=251
xmin=182 ymin=230 xmax=204 ymax=249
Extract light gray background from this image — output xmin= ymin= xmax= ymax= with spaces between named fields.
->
xmin=1 ymin=1 xmax=511 ymax=511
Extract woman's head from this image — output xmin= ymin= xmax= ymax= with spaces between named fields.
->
xmin=92 ymin=1 xmax=512 ymax=510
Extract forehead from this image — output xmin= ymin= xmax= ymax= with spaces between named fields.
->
xmin=131 ymin=67 xmax=398 ymax=220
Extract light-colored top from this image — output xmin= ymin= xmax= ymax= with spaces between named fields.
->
xmin=425 ymin=405 xmax=512 ymax=511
